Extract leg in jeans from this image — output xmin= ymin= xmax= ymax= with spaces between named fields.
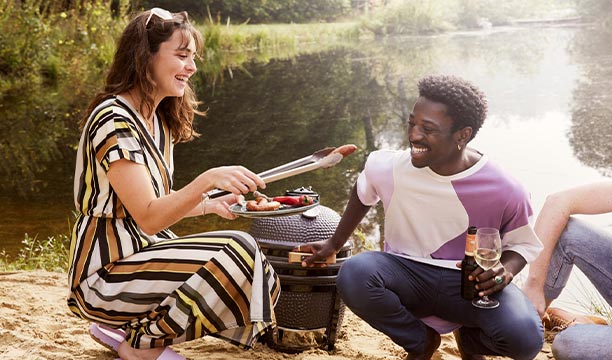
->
xmin=543 ymin=217 xmax=612 ymax=359
xmin=544 ymin=217 xmax=612 ymax=305
xmin=336 ymin=252 xmax=439 ymax=354
xmin=552 ymin=325 xmax=612 ymax=360
xmin=435 ymin=271 xmax=543 ymax=360
xmin=336 ymin=252 xmax=543 ymax=359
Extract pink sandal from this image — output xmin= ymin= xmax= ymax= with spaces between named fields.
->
xmin=89 ymin=323 xmax=185 ymax=359
xmin=89 ymin=323 xmax=126 ymax=352
xmin=157 ymin=347 xmax=186 ymax=359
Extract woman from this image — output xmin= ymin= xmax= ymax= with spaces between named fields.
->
xmin=523 ymin=182 xmax=611 ymax=360
xmin=68 ymin=8 xmax=279 ymax=360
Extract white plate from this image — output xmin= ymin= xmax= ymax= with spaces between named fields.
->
xmin=229 ymin=201 xmax=319 ymax=218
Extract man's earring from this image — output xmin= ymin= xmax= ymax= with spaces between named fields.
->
xmin=457 ymin=144 xmax=462 ymax=151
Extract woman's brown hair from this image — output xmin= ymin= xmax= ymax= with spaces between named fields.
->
xmin=80 ymin=9 xmax=204 ymax=143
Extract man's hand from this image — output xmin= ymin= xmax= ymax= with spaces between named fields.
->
xmin=473 ymin=263 xmax=513 ymax=297
xmin=293 ymin=240 xmax=337 ymax=267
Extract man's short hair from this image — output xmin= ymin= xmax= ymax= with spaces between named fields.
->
xmin=417 ymin=74 xmax=488 ymax=140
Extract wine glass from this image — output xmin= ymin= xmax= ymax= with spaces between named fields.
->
xmin=472 ymin=227 xmax=502 ymax=309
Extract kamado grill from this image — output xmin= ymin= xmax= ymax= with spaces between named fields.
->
xmin=249 ymin=193 xmax=352 ymax=352
xmin=205 ymin=145 xmax=357 ymax=351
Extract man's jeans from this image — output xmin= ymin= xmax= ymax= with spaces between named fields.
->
xmin=336 ymin=251 xmax=543 ymax=359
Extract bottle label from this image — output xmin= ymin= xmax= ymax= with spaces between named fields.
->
xmin=465 ymin=234 xmax=476 ymax=254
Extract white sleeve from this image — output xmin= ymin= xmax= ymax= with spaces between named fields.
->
xmin=356 ymin=150 xmax=398 ymax=206
xmin=502 ymin=216 xmax=543 ymax=264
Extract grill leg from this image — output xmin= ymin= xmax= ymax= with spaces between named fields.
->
xmin=324 ymin=289 xmax=344 ymax=351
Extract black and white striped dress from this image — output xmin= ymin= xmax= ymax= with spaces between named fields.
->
xmin=68 ymin=95 xmax=279 ymax=349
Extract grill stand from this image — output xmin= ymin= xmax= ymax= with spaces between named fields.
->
xmin=249 ymin=205 xmax=352 ymax=353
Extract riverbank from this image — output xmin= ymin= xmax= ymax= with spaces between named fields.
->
xmin=0 ymin=271 xmax=557 ymax=359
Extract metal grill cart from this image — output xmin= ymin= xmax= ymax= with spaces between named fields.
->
xmin=249 ymin=205 xmax=353 ymax=352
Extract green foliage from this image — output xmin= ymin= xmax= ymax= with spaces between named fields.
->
xmin=351 ymin=228 xmax=376 ymax=254
xmin=0 ymin=233 xmax=69 ymax=272
xmin=358 ymin=0 xmax=453 ymax=36
xmin=463 ymin=0 xmax=576 ymax=26
xmin=0 ymin=0 xmax=360 ymax=198
xmin=0 ymin=0 xmax=125 ymax=196
xmin=139 ymin=0 xmax=352 ymax=24
xmin=0 ymin=0 xmax=579 ymax=199
xmin=1 ymin=1 xmax=62 ymax=195
xmin=359 ymin=0 xmax=577 ymax=36
xmin=197 ymin=19 xmax=360 ymax=86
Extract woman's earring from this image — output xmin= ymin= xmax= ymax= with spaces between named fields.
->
xmin=457 ymin=144 xmax=462 ymax=151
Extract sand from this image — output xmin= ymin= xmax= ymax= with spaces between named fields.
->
xmin=0 ymin=271 xmax=556 ymax=359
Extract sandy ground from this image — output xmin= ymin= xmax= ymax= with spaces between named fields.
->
xmin=0 ymin=271 xmax=556 ymax=360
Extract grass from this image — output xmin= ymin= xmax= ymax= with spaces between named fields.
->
xmin=572 ymin=274 xmax=612 ymax=323
xmin=197 ymin=20 xmax=362 ymax=85
xmin=0 ymin=234 xmax=69 ymax=273
xmin=214 ymin=21 xmax=361 ymax=50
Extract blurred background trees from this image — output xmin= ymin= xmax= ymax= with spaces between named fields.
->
xmin=1 ymin=0 xmax=603 ymax=196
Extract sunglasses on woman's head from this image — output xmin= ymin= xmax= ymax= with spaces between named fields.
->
xmin=145 ymin=7 xmax=173 ymax=26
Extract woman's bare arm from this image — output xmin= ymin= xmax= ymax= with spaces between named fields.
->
xmin=523 ymin=181 xmax=612 ymax=316
xmin=107 ymin=159 xmax=264 ymax=235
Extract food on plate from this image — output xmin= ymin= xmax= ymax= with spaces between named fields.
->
xmin=285 ymin=186 xmax=319 ymax=201
xmin=245 ymin=197 xmax=281 ymax=212
xmin=272 ymin=195 xmax=315 ymax=206
xmin=244 ymin=188 xmax=319 ymax=212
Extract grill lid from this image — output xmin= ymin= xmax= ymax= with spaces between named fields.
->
xmin=249 ymin=205 xmax=340 ymax=244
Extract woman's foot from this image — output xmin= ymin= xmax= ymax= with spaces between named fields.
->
xmin=117 ymin=341 xmax=165 ymax=360
xmin=544 ymin=307 xmax=609 ymax=332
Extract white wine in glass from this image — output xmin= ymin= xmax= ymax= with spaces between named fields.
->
xmin=474 ymin=248 xmax=501 ymax=270
xmin=472 ymin=227 xmax=502 ymax=309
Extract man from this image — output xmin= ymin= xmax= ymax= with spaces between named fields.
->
xmin=522 ymin=182 xmax=611 ymax=360
xmin=300 ymin=74 xmax=544 ymax=359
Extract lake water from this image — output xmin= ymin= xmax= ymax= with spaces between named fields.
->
xmin=1 ymin=23 xmax=610 ymax=314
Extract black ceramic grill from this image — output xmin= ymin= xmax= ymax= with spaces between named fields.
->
xmin=249 ymin=205 xmax=352 ymax=352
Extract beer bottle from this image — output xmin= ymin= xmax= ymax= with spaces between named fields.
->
xmin=461 ymin=226 xmax=478 ymax=300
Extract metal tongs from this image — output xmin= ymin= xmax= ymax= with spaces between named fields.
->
xmin=206 ymin=144 xmax=357 ymax=199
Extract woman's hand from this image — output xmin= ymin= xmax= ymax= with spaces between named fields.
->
xmin=203 ymin=166 xmax=265 ymax=195
xmin=522 ymin=279 xmax=548 ymax=318
xmin=203 ymin=193 xmax=241 ymax=220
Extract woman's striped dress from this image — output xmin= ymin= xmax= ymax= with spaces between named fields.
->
xmin=68 ymin=95 xmax=280 ymax=349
